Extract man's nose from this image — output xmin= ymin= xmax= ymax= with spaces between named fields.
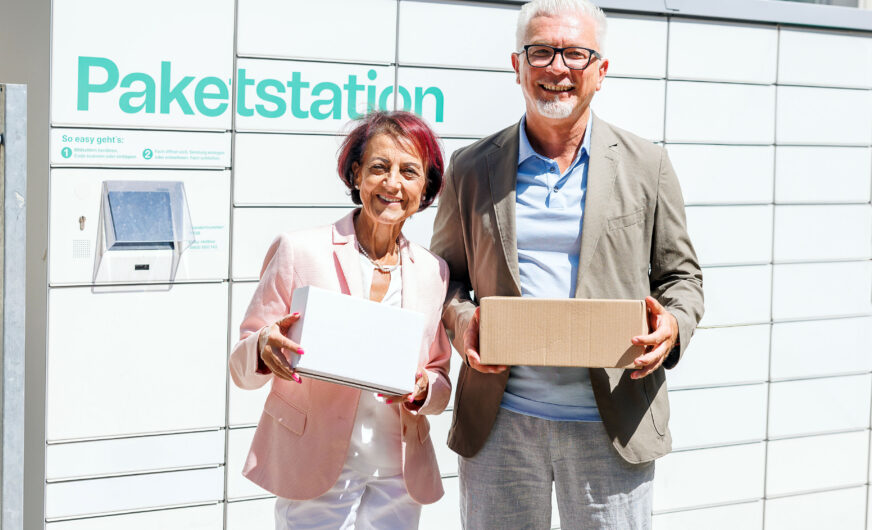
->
xmin=547 ymin=52 xmax=570 ymax=74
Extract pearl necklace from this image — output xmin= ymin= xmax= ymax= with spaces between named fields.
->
xmin=357 ymin=241 xmax=400 ymax=273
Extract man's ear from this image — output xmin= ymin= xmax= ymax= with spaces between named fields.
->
xmin=511 ymin=52 xmax=521 ymax=84
xmin=596 ymin=58 xmax=609 ymax=91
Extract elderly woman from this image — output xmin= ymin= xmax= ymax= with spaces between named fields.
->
xmin=229 ymin=111 xmax=451 ymax=529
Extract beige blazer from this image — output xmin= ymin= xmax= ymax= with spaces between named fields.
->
xmin=230 ymin=210 xmax=452 ymax=503
xmin=430 ymin=114 xmax=704 ymax=464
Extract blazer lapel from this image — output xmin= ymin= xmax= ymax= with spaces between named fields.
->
xmin=487 ymin=123 xmax=523 ymax=296
xmin=332 ymin=210 xmax=366 ymax=298
xmin=398 ymin=234 xmax=419 ymax=312
xmin=576 ymin=114 xmax=619 ymax=294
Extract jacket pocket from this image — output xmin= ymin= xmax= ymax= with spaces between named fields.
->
xmin=642 ymin=370 xmax=669 ymax=437
xmin=608 ymin=208 xmax=645 ymax=231
xmin=263 ymin=392 xmax=307 ymax=436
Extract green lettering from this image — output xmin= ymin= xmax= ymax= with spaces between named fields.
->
xmin=311 ymin=82 xmax=342 ymax=120
xmin=119 ymin=72 xmax=155 ymax=114
xmin=397 ymin=86 xmax=412 ymax=111
xmin=366 ymin=69 xmax=377 ymax=112
xmin=378 ymin=86 xmax=393 ymax=111
xmin=77 ymin=56 xmax=119 ymax=111
xmin=255 ymin=79 xmax=286 ymax=118
xmin=237 ymin=69 xmax=255 ymax=117
xmin=343 ymin=75 xmax=365 ymax=119
xmin=160 ymin=61 xmax=194 ymax=114
xmin=286 ymin=72 xmax=310 ymax=119
xmin=194 ymin=76 xmax=229 ymax=117
xmin=415 ymin=86 xmax=444 ymax=123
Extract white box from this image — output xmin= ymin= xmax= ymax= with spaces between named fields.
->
xmin=288 ymin=286 xmax=425 ymax=394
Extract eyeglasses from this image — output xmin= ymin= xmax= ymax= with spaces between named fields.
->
xmin=518 ymin=44 xmax=602 ymax=71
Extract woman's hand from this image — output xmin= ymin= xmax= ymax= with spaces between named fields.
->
xmin=379 ymin=371 xmax=428 ymax=407
xmin=258 ymin=313 xmax=304 ymax=383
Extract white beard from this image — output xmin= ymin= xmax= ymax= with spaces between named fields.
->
xmin=535 ymin=97 xmax=574 ymax=119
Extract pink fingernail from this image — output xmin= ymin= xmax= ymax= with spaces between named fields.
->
xmin=386 ymin=398 xmax=394 ymax=404
xmin=297 ymin=348 xmax=305 ymax=355
xmin=292 ymin=312 xmax=300 ymax=317
xmin=292 ymin=373 xmax=302 ymax=384
xmin=407 ymin=395 xmax=415 ymax=403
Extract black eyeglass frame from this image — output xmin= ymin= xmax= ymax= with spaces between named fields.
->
xmin=518 ymin=44 xmax=603 ymax=71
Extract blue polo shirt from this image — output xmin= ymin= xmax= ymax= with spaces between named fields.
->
xmin=499 ymin=114 xmax=601 ymax=422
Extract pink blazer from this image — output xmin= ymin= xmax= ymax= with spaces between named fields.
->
xmin=229 ymin=210 xmax=452 ymax=504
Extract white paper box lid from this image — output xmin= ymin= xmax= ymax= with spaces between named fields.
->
xmin=287 ymin=285 xmax=426 ymax=395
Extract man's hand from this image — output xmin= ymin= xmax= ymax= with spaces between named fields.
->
xmin=463 ymin=307 xmax=508 ymax=374
xmin=630 ymin=296 xmax=678 ymax=380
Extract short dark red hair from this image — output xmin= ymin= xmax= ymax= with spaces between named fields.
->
xmin=337 ymin=111 xmax=444 ymax=211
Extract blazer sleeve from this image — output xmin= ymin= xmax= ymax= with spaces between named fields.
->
xmin=405 ymin=258 xmax=453 ymax=416
xmin=229 ymin=234 xmax=296 ymax=390
xmin=650 ymin=148 xmax=705 ymax=369
xmin=429 ymin=154 xmax=478 ymax=361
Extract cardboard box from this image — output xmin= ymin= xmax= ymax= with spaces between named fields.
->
xmin=479 ymin=297 xmax=649 ymax=368
xmin=286 ymin=286 xmax=425 ymax=395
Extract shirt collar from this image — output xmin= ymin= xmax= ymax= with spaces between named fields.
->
xmin=518 ymin=113 xmax=593 ymax=168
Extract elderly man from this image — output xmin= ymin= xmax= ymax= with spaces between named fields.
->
xmin=430 ymin=0 xmax=704 ymax=528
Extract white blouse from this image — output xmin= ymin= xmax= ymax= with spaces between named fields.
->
xmin=344 ymin=252 xmax=404 ymax=477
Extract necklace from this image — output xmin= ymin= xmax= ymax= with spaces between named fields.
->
xmin=357 ymin=241 xmax=400 ymax=273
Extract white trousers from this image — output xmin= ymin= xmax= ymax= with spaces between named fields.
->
xmin=274 ymin=466 xmax=421 ymax=530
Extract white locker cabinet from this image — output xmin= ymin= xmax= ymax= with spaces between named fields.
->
xmin=605 ymin=15 xmax=667 ymax=79
xmin=441 ymin=138 xmax=477 ymax=168
xmin=652 ymin=500 xmax=763 ymax=530
xmin=776 ymin=86 xmax=872 ymax=146
xmin=49 ymin=168 xmax=230 ymax=285
xmin=46 ymin=431 xmax=224 ymax=480
xmin=779 ymin=28 xmax=872 ymax=89
xmin=668 ymin=384 xmax=767 ymax=450
xmin=419 ymin=476 xmax=461 ymax=530
xmin=698 ymin=265 xmax=771 ymax=327
xmin=766 ymin=431 xmax=869 ymax=497
xmin=46 ymin=284 xmax=228 ymax=441
xmin=49 ymin=129 xmax=231 ymax=170
xmin=668 ymin=20 xmax=777 ymax=84
xmin=45 ymin=467 xmax=224 ymax=519
xmin=51 ymin=0 xmax=234 ymax=130
xmin=668 ymin=325 xmax=770 ymax=389
xmin=229 ymin=281 xmax=270 ymax=427
xmin=234 ymin=134 xmax=350 ymax=206
xmin=592 ymin=78 xmax=665 ymax=142
xmin=401 ymin=207 xmax=438 ymax=250
xmin=231 ymin=206 xmax=353 ymax=280
xmin=665 ymin=82 xmax=775 ymax=144
xmin=227 ymin=427 xmax=271 ymax=500
xmin=775 ymin=146 xmax=872 ymax=204
xmin=764 ymin=486 xmax=867 ymax=530
xmin=653 ymin=443 xmax=765 ymax=512
xmin=237 ymin=0 xmax=396 ymax=64
xmin=396 ymin=67 xmax=523 ymax=138
xmin=429 ymin=412 xmax=456 ymax=477
xmin=772 ymin=261 xmax=872 ymax=321
xmin=398 ymin=0 xmax=518 ymax=71
xmin=771 ymin=317 xmax=872 ymax=380
xmin=774 ymin=205 xmax=872 ymax=262
xmin=685 ymin=205 xmax=772 ymax=266
xmin=667 ymin=144 xmax=774 ymax=205
xmin=45 ymin=504 xmax=223 ymax=530
xmin=767 ymin=375 xmax=872 ymax=438
xmin=226 ymin=498 xmax=275 ymax=530
xmin=234 ymin=59 xmax=396 ymax=134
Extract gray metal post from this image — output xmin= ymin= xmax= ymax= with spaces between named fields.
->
xmin=0 ymin=83 xmax=27 ymax=530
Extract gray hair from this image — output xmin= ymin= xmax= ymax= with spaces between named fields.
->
xmin=515 ymin=0 xmax=608 ymax=55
